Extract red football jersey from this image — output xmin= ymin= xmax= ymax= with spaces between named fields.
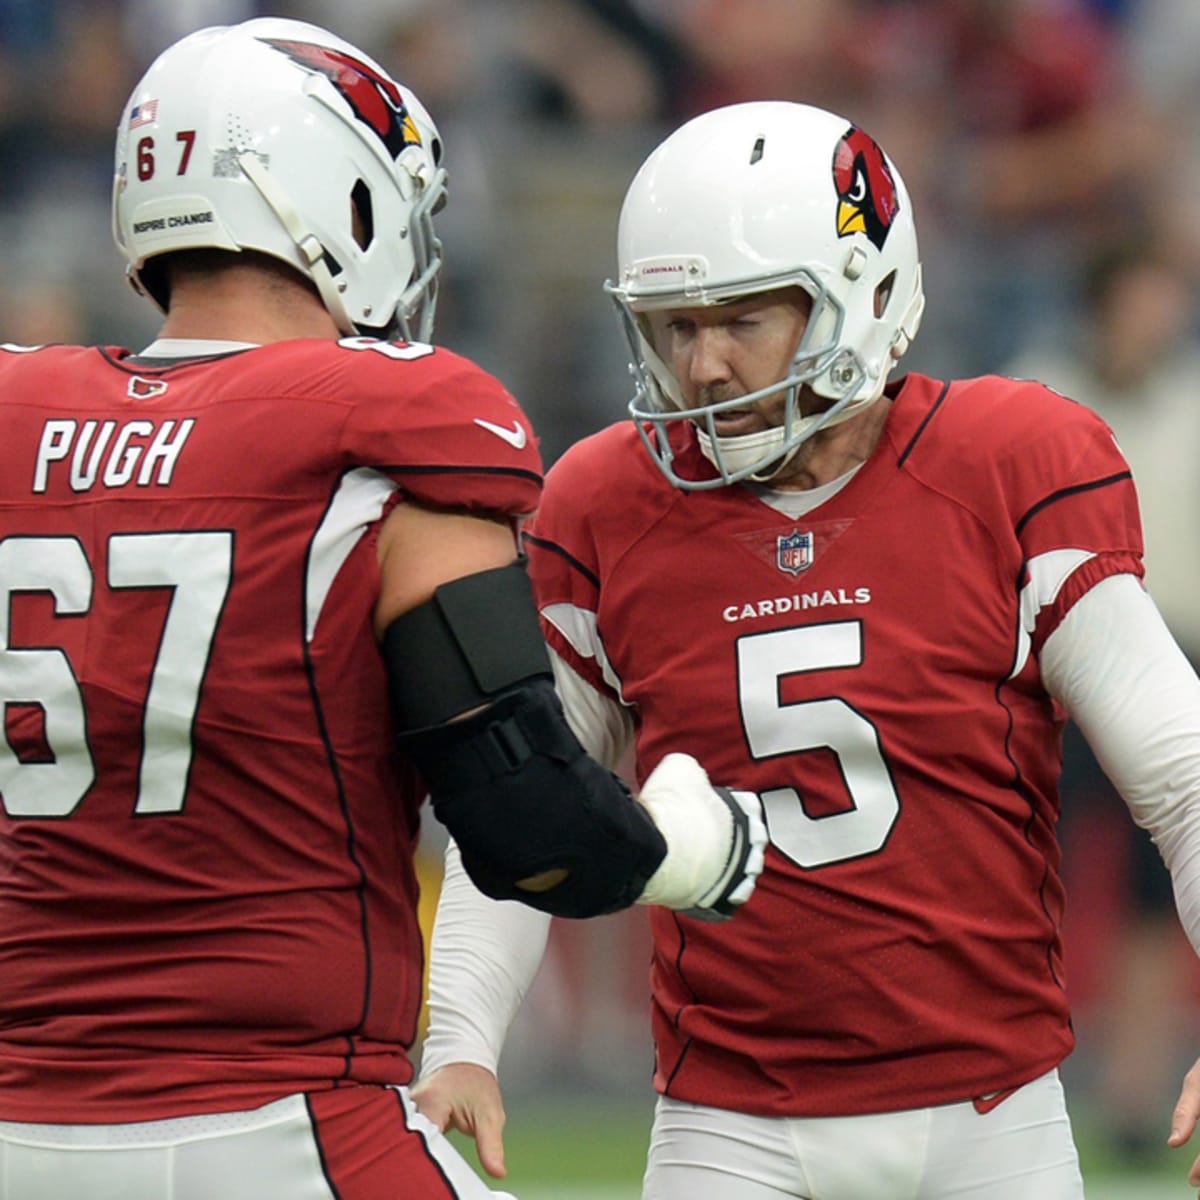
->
xmin=526 ymin=372 xmax=1142 ymax=1117
xmin=0 ymin=337 xmax=541 ymax=1122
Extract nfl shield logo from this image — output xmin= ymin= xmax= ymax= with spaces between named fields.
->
xmin=777 ymin=530 xmax=813 ymax=575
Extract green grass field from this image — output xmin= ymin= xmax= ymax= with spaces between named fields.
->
xmin=448 ymin=1094 xmax=651 ymax=1196
xmin=449 ymin=1096 xmax=1193 ymax=1199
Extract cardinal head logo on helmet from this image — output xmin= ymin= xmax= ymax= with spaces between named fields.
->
xmin=832 ymin=126 xmax=899 ymax=251
xmin=260 ymin=38 xmax=422 ymax=160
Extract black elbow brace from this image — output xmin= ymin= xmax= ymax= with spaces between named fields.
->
xmin=401 ymin=678 xmax=666 ymax=917
xmin=384 ymin=562 xmax=667 ymax=918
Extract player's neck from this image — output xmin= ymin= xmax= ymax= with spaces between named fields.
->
xmin=157 ymin=270 xmax=341 ymax=344
xmin=764 ymin=397 xmax=892 ymax=491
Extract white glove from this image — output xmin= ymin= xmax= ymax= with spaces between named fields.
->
xmin=634 ymin=752 xmax=767 ymax=920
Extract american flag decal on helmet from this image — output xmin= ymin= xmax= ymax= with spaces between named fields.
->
xmin=777 ymin=530 xmax=813 ymax=575
xmin=129 ymin=99 xmax=158 ymax=130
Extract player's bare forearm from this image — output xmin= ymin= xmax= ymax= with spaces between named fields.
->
xmin=1168 ymin=1056 xmax=1200 ymax=1191
xmin=411 ymin=1062 xmax=508 ymax=1179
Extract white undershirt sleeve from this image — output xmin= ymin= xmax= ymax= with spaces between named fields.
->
xmin=418 ymin=838 xmax=551 ymax=1077
xmin=1040 ymin=573 xmax=1200 ymax=955
xmin=418 ymin=651 xmax=633 ymax=1078
xmin=548 ymin=649 xmax=636 ymax=775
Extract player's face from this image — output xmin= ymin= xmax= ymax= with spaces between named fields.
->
xmin=646 ymin=287 xmax=813 ymax=435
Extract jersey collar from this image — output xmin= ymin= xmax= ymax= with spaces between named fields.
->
xmin=138 ymin=337 xmax=261 ymax=358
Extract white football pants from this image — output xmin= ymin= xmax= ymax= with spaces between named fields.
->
xmin=643 ymin=1068 xmax=1085 ymax=1199
xmin=0 ymin=1086 xmax=515 ymax=1200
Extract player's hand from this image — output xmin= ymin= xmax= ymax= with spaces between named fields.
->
xmin=411 ymin=1062 xmax=508 ymax=1179
xmin=635 ymin=752 xmax=767 ymax=919
xmin=1169 ymin=1056 xmax=1200 ymax=1192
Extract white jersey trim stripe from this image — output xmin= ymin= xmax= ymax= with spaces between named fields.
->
xmin=306 ymin=467 xmax=397 ymax=643
xmin=540 ymin=601 xmax=626 ymax=699
xmin=1009 ymin=547 xmax=1095 ymax=678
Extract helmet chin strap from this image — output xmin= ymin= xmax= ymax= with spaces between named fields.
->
xmin=696 ymin=424 xmax=791 ymax=483
xmin=696 ymin=383 xmax=883 ymax=484
xmin=237 ymin=152 xmax=360 ymax=336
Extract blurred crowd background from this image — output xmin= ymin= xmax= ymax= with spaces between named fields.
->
xmin=6 ymin=0 xmax=1199 ymax=1175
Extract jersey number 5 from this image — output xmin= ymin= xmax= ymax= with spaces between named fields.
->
xmin=737 ymin=621 xmax=900 ymax=868
xmin=0 ymin=531 xmax=232 ymax=818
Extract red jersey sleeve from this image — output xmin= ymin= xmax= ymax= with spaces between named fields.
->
xmin=892 ymin=374 xmax=1143 ymax=662
xmin=333 ymin=339 xmax=542 ymax=516
xmin=999 ymin=382 xmax=1143 ymax=655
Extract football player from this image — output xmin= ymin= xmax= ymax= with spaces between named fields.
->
xmin=0 ymin=20 xmax=764 ymax=1200
xmin=415 ymin=101 xmax=1200 ymax=1198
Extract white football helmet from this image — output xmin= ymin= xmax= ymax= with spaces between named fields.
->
xmin=112 ymin=18 xmax=446 ymax=341
xmin=607 ymin=101 xmax=925 ymax=489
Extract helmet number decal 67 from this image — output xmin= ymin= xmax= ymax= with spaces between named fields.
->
xmin=736 ymin=621 xmax=900 ymax=868
xmin=136 ymin=130 xmax=197 ymax=182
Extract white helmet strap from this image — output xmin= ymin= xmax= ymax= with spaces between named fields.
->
xmin=694 ymin=383 xmax=882 ymax=484
xmin=237 ymin=151 xmax=357 ymax=335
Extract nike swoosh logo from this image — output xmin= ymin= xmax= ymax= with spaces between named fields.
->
xmin=474 ymin=418 xmax=527 ymax=449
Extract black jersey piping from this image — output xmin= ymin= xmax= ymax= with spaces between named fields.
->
xmin=522 ymin=531 xmax=601 ymax=590
xmin=300 ymin=478 xmax=376 ymax=1079
xmin=660 ymin=911 xmax=704 ymax=1095
xmin=304 ymin=1093 xmax=345 ymax=1200
xmin=1014 ymin=471 xmax=1133 ymax=539
xmin=992 ymin=673 xmax=1068 ymax=996
xmin=395 ymin=1086 xmax=460 ymax=1196
xmin=895 ymin=380 xmax=952 ymax=467
xmin=385 ymin=462 xmax=543 ymax=488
